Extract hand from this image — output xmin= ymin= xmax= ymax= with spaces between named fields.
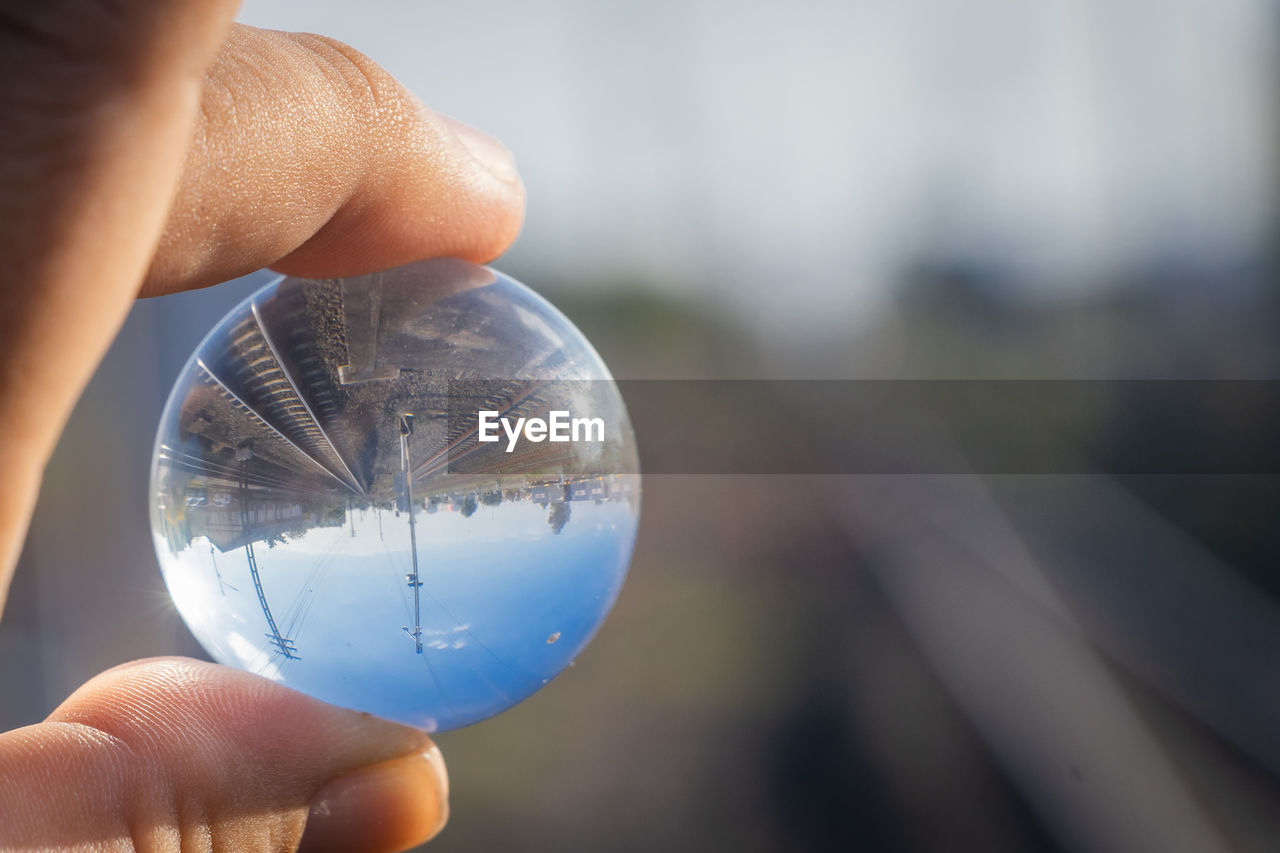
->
xmin=0 ymin=2 xmax=524 ymax=850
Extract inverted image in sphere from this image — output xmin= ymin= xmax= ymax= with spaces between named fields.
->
xmin=150 ymin=259 xmax=640 ymax=731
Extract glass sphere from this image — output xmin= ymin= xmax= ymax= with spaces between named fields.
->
xmin=150 ymin=259 xmax=640 ymax=731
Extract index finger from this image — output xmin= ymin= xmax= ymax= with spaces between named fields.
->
xmin=143 ymin=23 xmax=525 ymax=296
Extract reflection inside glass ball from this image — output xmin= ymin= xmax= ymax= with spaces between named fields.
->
xmin=150 ymin=259 xmax=640 ymax=731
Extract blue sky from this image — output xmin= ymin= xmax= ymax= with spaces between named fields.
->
xmin=160 ymin=497 xmax=638 ymax=730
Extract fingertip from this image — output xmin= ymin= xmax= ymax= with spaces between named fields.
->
xmin=93 ymin=654 xmax=193 ymax=677
xmin=16 ymin=658 xmax=445 ymax=849
xmin=436 ymin=113 xmax=522 ymax=189
xmin=146 ymin=25 xmax=527 ymax=293
xmin=268 ymin=105 xmax=526 ymax=278
xmin=300 ymin=743 xmax=449 ymax=853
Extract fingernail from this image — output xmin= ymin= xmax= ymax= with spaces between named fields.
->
xmin=438 ymin=113 xmax=521 ymax=186
xmin=300 ymin=744 xmax=450 ymax=853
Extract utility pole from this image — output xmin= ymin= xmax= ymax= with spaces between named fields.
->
xmin=399 ymin=413 xmax=424 ymax=654
xmin=210 ymin=544 xmax=236 ymax=596
xmin=240 ymin=463 xmax=299 ymax=660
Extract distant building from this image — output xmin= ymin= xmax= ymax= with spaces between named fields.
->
xmin=532 ymin=483 xmax=568 ymax=504
xmin=192 ymin=498 xmax=311 ymax=553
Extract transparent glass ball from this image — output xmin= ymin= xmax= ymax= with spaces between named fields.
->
xmin=150 ymin=259 xmax=640 ymax=731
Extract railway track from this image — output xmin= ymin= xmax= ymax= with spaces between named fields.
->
xmin=157 ymin=443 xmax=332 ymax=497
xmin=411 ymin=379 xmax=563 ymax=481
xmin=199 ymin=302 xmax=365 ymax=496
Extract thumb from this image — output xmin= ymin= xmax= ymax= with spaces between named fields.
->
xmin=0 ymin=658 xmax=448 ymax=852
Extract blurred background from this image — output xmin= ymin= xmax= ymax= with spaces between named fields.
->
xmin=4 ymin=1 xmax=1280 ymax=850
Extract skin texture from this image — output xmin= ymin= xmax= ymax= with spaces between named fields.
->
xmin=0 ymin=2 xmax=524 ymax=850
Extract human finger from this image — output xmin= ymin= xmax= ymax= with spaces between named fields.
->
xmin=0 ymin=657 xmax=448 ymax=851
xmin=141 ymin=23 xmax=525 ymax=296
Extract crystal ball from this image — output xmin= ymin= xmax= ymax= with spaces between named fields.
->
xmin=150 ymin=259 xmax=640 ymax=731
